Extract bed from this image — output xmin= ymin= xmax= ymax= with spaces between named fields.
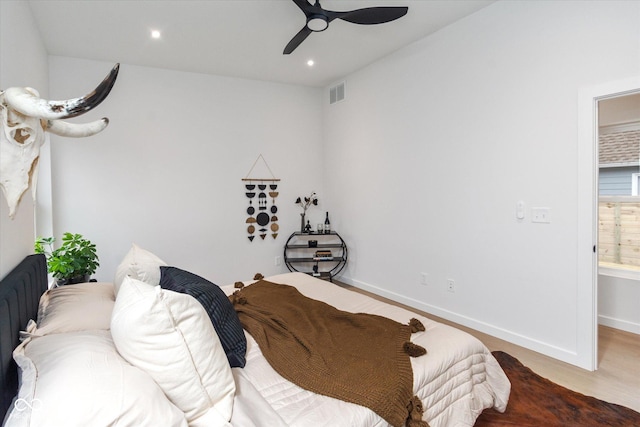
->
xmin=1 ymin=246 xmax=510 ymax=427
xmin=0 ymin=255 xmax=48 ymax=423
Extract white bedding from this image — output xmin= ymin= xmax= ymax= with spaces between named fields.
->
xmin=222 ymin=273 xmax=510 ymax=427
xmin=7 ymin=259 xmax=509 ymax=427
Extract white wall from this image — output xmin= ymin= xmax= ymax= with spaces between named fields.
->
xmin=323 ymin=0 xmax=639 ymax=366
xmin=0 ymin=0 xmax=49 ymax=278
xmin=48 ymin=57 xmax=324 ymax=285
xmin=599 ymin=274 xmax=640 ymax=334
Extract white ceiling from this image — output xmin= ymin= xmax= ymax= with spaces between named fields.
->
xmin=28 ymin=0 xmax=495 ymax=88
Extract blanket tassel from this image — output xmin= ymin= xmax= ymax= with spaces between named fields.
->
xmin=253 ymin=273 xmax=264 ymax=280
xmin=234 ymin=281 xmax=245 ymax=289
xmin=403 ymin=341 xmax=427 ymax=357
xmin=230 ymin=290 xmax=247 ymax=305
xmin=409 ymin=318 xmax=425 ymax=333
xmin=406 ymin=395 xmax=430 ymax=427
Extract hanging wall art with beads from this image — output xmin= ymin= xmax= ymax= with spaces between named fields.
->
xmin=243 ymin=154 xmax=280 ymax=242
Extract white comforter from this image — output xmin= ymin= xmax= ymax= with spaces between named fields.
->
xmin=222 ymin=273 xmax=510 ymax=427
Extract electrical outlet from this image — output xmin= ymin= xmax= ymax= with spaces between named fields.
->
xmin=275 ymin=256 xmax=282 ymax=266
xmin=420 ymin=273 xmax=429 ymax=286
xmin=447 ymin=279 xmax=455 ymax=293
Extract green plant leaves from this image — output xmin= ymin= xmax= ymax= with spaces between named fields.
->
xmin=34 ymin=233 xmax=99 ymax=281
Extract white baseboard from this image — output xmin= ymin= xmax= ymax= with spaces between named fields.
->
xmin=338 ymin=275 xmax=585 ymax=367
xmin=598 ymin=314 xmax=640 ymax=335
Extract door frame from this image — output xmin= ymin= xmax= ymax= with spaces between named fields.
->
xmin=577 ymin=76 xmax=640 ymax=371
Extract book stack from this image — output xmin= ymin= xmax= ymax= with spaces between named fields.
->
xmin=313 ymin=250 xmax=333 ymax=260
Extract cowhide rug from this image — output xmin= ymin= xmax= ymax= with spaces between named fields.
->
xmin=475 ymin=351 xmax=640 ymax=427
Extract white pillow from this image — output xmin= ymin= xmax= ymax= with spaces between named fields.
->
xmin=35 ymin=282 xmax=115 ymax=335
xmin=113 ymin=243 xmax=166 ymax=295
xmin=6 ymin=330 xmax=187 ymax=427
xmin=111 ymin=276 xmax=235 ymax=427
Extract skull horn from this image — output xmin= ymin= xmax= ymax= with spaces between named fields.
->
xmin=3 ymin=63 xmax=119 ymax=120
xmin=45 ymin=118 xmax=110 ymax=137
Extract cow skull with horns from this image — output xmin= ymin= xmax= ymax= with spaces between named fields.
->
xmin=0 ymin=63 xmax=119 ymax=218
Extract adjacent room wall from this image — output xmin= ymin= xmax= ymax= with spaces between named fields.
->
xmin=47 ymin=57 xmax=324 ymax=285
xmin=599 ymin=275 xmax=640 ymax=334
xmin=0 ymin=0 xmax=49 ymax=278
xmin=323 ymin=0 xmax=640 ymax=366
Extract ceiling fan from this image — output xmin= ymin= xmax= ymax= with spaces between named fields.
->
xmin=284 ymin=0 xmax=409 ymax=54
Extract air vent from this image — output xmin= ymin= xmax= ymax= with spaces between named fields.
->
xmin=329 ymin=82 xmax=345 ymax=104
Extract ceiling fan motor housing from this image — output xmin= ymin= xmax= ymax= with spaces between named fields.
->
xmin=307 ymin=14 xmax=329 ymax=32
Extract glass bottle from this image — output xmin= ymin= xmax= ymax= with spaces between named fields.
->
xmin=324 ymin=212 xmax=331 ymax=234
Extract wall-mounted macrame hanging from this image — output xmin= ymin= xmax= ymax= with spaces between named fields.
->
xmin=242 ymin=154 xmax=280 ymax=242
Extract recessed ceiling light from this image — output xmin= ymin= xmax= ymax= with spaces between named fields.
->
xmin=151 ymin=30 xmax=161 ymax=39
xmin=307 ymin=60 xmax=315 ymax=67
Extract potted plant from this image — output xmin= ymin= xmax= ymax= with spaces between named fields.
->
xmin=295 ymin=192 xmax=318 ymax=233
xmin=34 ymin=232 xmax=100 ymax=286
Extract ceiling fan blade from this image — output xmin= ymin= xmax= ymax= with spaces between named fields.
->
xmin=339 ymin=6 xmax=408 ymax=25
xmin=292 ymin=0 xmax=313 ymax=15
xmin=284 ymin=26 xmax=313 ymax=54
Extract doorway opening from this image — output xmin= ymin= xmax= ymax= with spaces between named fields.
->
xmin=597 ymin=94 xmax=640 ymax=277
xmin=578 ymin=77 xmax=640 ymax=371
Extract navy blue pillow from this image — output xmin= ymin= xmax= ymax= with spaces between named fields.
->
xmin=159 ymin=266 xmax=246 ymax=368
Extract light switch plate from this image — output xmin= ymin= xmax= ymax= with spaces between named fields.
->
xmin=531 ymin=207 xmax=551 ymax=223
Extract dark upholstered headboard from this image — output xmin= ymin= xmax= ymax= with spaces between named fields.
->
xmin=0 ymin=254 xmax=48 ymax=422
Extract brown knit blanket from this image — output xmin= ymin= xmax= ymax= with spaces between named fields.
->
xmin=231 ymin=280 xmax=429 ymax=427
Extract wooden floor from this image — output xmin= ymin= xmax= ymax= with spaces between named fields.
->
xmin=337 ymin=282 xmax=640 ymax=413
